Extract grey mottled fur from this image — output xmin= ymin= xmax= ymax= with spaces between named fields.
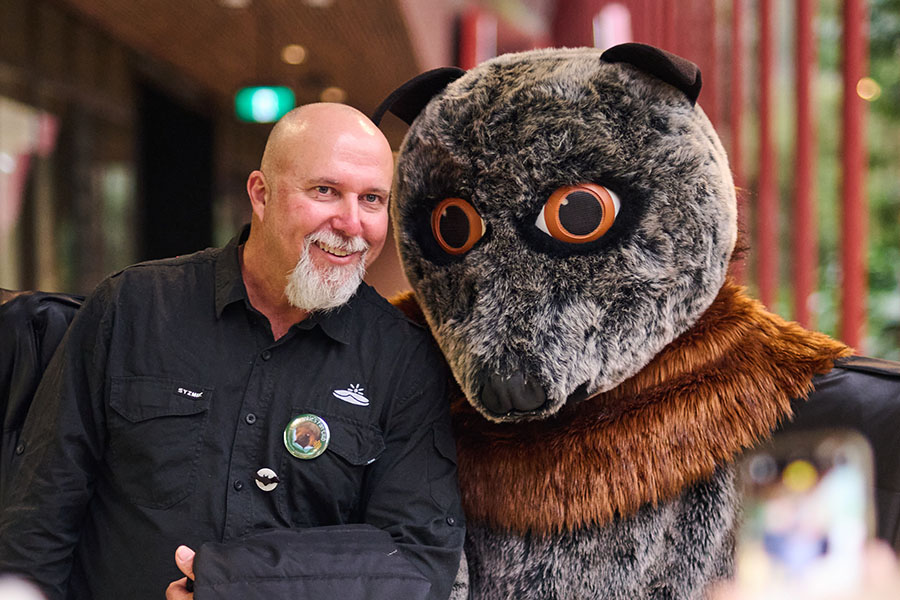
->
xmin=462 ymin=467 xmax=738 ymax=600
xmin=392 ymin=48 xmax=736 ymax=423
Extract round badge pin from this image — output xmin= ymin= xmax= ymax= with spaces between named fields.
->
xmin=284 ymin=414 xmax=330 ymax=459
xmin=254 ymin=467 xmax=280 ymax=492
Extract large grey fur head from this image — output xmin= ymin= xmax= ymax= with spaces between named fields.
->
xmin=390 ymin=46 xmax=736 ymax=423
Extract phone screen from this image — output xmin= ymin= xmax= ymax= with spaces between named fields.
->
xmin=735 ymin=430 xmax=874 ymax=598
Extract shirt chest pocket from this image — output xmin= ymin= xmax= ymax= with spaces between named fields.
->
xmin=277 ymin=410 xmax=385 ymax=526
xmin=108 ymin=376 xmax=212 ymax=509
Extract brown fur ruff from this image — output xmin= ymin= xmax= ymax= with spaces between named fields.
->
xmin=391 ymin=281 xmax=851 ymax=536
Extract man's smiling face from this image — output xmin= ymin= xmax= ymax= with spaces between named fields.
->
xmin=262 ymin=123 xmax=393 ymax=280
xmin=249 ymin=105 xmax=394 ymax=309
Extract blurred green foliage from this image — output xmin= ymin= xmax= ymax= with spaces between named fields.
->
xmin=781 ymin=0 xmax=900 ymax=358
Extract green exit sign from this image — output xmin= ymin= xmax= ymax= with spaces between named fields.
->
xmin=234 ymin=86 xmax=296 ymax=123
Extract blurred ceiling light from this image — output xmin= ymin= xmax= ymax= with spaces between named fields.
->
xmin=856 ymin=77 xmax=881 ymax=101
xmin=303 ymin=0 xmax=335 ymax=7
xmin=219 ymin=0 xmax=252 ymax=8
xmin=282 ymin=44 xmax=307 ymax=65
xmin=319 ymin=86 xmax=347 ymax=103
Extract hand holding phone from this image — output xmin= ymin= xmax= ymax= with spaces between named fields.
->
xmin=733 ymin=429 xmax=877 ymax=599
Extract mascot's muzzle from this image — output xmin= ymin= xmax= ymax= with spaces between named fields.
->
xmin=481 ymin=375 xmax=599 ymax=416
xmin=481 ymin=372 xmax=546 ymax=415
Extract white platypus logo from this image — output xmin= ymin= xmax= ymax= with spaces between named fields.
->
xmin=333 ymin=384 xmax=369 ymax=406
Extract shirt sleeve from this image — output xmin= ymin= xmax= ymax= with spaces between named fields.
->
xmin=361 ymin=336 xmax=466 ymax=600
xmin=0 ymin=281 xmax=113 ymax=600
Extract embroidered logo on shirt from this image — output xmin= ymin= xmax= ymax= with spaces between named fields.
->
xmin=332 ymin=384 xmax=369 ymax=406
xmin=176 ymin=387 xmax=203 ymax=399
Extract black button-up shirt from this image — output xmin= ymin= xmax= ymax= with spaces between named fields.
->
xmin=0 ymin=227 xmax=464 ymax=600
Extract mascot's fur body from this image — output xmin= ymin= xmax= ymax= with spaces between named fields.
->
xmin=378 ymin=44 xmax=850 ymax=599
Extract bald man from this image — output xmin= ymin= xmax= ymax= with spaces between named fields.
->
xmin=0 ymin=104 xmax=465 ymax=600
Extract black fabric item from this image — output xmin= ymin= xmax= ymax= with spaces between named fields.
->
xmin=194 ymin=525 xmax=431 ymax=600
xmin=781 ymin=355 xmax=900 ymax=552
xmin=0 ymin=226 xmax=464 ymax=600
xmin=371 ymin=67 xmax=465 ymax=126
xmin=0 ymin=292 xmax=83 ymax=508
xmin=600 ymin=42 xmax=702 ymax=106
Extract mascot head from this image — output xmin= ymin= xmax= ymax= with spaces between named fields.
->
xmin=376 ymin=44 xmax=737 ymax=423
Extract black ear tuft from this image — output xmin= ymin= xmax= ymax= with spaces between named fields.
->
xmin=372 ymin=67 xmax=466 ymax=126
xmin=600 ymin=43 xmax=702 ymax=106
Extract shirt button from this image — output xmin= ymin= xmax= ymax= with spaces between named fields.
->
xmin=245 ymin=413 xmax=257 ymax=425
xmin=261 ymin=350 xmax=272 ymax=361
xmin=446 ymin=516 xmax=456 ymax=526
xmin=233 ymin=480 xmax=244 ymax=491
xmin=14 ymin=443 xmax=25 ymax=455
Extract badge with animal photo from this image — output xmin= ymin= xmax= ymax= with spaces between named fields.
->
xmin=283 ymin=414 xmax=330 ymax=460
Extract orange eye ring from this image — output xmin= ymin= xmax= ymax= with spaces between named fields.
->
xmin=537 ymin=183 xmax=620 ymax=244
xmin=431 ymin=197 xmax=485 ymax=255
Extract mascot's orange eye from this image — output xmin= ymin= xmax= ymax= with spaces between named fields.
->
xmin=431 ymin=198 xmax=485 ymax=255
xmin=535 ymin=184 xmax=620 ymax=243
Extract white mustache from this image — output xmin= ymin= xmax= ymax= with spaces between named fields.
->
xmin=307 ymin=230 xmax=368 ymax=255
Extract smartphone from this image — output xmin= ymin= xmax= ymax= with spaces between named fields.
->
xmin=735 ymin=429 xmax=875 ymax=599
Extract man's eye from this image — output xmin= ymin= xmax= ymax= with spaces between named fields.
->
xmin=315 ymin=186 xmax=333 ymax=195
xmin=363 ymin=194 xmax=382 ymax=203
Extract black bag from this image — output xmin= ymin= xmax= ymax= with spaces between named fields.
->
xmin=194 ymin=525 xmax=431 ymax=600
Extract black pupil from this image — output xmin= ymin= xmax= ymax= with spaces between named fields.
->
xmin=438 ymin=205 xmax=471 ymax=248
xmin=559 ymin=191 xmax=603 ymax=236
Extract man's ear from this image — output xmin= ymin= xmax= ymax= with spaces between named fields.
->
xmin=247 ymin=170 xmax=268 ymax=222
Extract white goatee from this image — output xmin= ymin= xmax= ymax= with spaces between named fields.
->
xmin=284 ymin=230 xmax=368 ymax=312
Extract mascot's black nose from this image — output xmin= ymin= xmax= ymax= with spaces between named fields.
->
xmin=481 ymin=372 xmax=546 ymax=415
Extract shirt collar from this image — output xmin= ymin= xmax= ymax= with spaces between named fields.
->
xmin=295 ymin=286 xmax=370 ymax=345
xmin=214 ymin=224 xmax=251 ymax=318
xmin=214 ymin=223 xmax=364 ymax=345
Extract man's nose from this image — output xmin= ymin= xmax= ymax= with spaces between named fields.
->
xmin=332 ymin=197 xmax=362 ymax=237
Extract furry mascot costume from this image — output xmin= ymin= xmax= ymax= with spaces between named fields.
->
xmin=374 ymin=44 xmax=854 ymax=599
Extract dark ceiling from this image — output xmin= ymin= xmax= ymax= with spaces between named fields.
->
xmin=58 ymin=0 xmax=457 ymax=145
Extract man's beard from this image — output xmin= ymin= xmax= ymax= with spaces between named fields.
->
xmin=284 ymin=230 xmax=369 ymax=312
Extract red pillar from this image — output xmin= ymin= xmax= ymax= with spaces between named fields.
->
xmin=551 ymin=0 xmax=601 ymax=48
xmin=458 ymin=7 xmax=498 ymax=69
xmin=633 ymin=0 xmax=651 ymax=43
xmin=729 ymin=0 xmax=747 ymax=283
xmin=793 ymin=0 xmax=818 ymax=327
xmin=704 ymin=0 xmax=720 ymax=130
xmin=653 ymin=0 xmax=667 ymax=47
xmin=756 ymin=0 xmax=778 ymax=308
xmin=840 ymin=0 xmax=869 ymax=349
xmin=633 ymin=0 xmax=650 ymax=44
xmin=663 ymin=0 xmax=676 ymax=53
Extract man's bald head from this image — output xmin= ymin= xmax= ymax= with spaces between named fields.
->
xmin=260 ymin=103 xmax=391 ymax=177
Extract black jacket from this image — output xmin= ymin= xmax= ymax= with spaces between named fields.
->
xmin=0 ymin=292 xmax=83 ymax=507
